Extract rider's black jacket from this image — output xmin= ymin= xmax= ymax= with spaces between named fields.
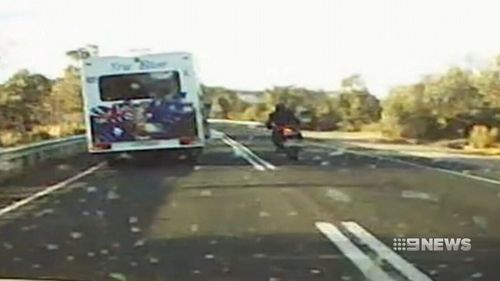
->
xmin=266 ymin=109 xmax=301 ymax=128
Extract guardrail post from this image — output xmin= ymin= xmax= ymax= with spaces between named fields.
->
xmin=0 ymin=135 xmax=86 ymax=183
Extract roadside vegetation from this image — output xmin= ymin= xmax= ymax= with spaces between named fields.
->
xmin=203 ymin=74 xmax=381 ymax=132
xmin=2 ymin=45 xmax=500 ymax=151
xmin=0 ymin=46 xmax=95 ymax=147
xmin=205 ymin=55 xmax=500 ymax=151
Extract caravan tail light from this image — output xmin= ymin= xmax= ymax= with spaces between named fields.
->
xmin=179 ymin=137 xmax=195 ymax=145
xmin=93 ymin=143 xmax=112 ymax=150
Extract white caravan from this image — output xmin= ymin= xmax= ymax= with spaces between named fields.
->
xmin=81 ymin=52 xmax=207 ymax=159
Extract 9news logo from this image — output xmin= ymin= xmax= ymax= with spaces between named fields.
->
xmin=393 ymin=238 xmax=472 ymax=252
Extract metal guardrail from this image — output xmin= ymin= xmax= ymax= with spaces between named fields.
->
xmin=0 ymin=135 xmax=85 ymax=157
xmin=207 ymin=119 xmax=263 ymax=126
xmin=0 ymin=135 xmax=86 ymax=182
xmin=0 ymin=119 xmax=258 ymax=182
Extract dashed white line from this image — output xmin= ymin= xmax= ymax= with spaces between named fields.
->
xmin=342 ymin=221 xmax=433 ymax=281
xmin=224 ymin=136 xmax=276 ymax=170
xmin=221 ymin=137 xmax=266 ymax=171
xmin=315 ymin=222 xmax=395 ymax=281
xmin=0 ymin=162 xmax=106 ymax=217
xmin=215 ymin=128 xmax=276 ymax=171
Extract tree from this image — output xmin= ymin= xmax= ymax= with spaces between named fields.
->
xmin=424 ymin=68 xmax=481 ymax=119
xmin=341 ymin=74 xmax=366 ymax=92
xmin=381 ymin=66 xmax=485 ymax=139
xmin=217 ymin=96 xmax=231 ymax=119
xmin=0 ymin=70 xmax=52 ymax=131
xmin=43 ymin=47 xmax=99 ymax=124
xmin=241 ymin=103 xmax=270 ymax=121
xmin=336 ymin=75 xmax=381 ymax=131
xmin=381 ymin=83 xmax=437 ymax=139
xmin=66 ymin=44 xmax=99 ymax=62
xmin=474 ymin=56 xmax=500 ymax=107
xmin=47 ymin=66 xmax=83 ymax=124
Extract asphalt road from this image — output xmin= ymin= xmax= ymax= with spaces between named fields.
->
xmin=1 ymin=123 xmax=500 ymax=281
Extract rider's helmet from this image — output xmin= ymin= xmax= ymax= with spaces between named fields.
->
xmin=275 ymin=103 xmax=286 ymax=112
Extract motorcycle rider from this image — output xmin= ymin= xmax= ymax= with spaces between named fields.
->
xmin=266 ymin=103 xmax=302 ymax=150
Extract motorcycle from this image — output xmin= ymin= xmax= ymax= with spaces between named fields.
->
xmin=272 ymin=125 xmax=303 ymax=160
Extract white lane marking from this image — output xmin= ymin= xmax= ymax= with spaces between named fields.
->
xmin=209 ymin=128 xmax=225 ymax=139
xmin=0 ymin=162 xmax=106 ymax=217
xmin=356 ymin=150 xmax=500 ymax=186
xmin=329 ymin=150 xmax=345 ymax=157
xmin=342 ymin=221 xmax=433 ymax=281
xmin=325 ymin=188 xmax=352 ymax=203
xmin=0 ymin=278 xmax=62 ymax=281
xmin=221 ymin=137 xmax=265 ymax=171
xmin=315 ymin=222 xmax=395 ymax=281
xmin=308 ymin=142 xmax=500 ymax=186
xmin=224 ymin=136 xmax=277 ymax=170
xmin=401 ymin=190 xmax=439 ymax=202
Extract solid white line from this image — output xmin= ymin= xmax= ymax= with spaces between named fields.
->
xmin=0 ymin=162 xmax=106 ymax=217
xmin=308 ymin=141 xmax=500 ymax=186
xmin=352 ymin=149 xmax=500 ymax=186
xmin=315 ymin=222 xmax=395 ymax=281
xmin=224 ymin=136 xmax=277 ymax=170
xmin=221 ymin=137 xmax=266 ymax=171
xmin=0 ymin=279 xmax=67 ymax=281
xmin=342 ymin=221 xmax=433 ymax=281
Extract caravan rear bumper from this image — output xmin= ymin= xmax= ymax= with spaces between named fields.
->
xmin=88 ymin=138 xmax=204 ymax=154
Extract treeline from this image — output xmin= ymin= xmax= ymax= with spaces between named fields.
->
xmin=0 ymin=46 xmax=97 ymax=146
xmin=203 ymin=74 xmax=382 ymax=131
xmin=2 ymin=46 xmax=500 ymax=148
xmin=382 ymin=58 xmax=500 ymax=146
xmin=204 ymin=55 xmax=500 ymax=148
xmin=0 ymin=67 xmax=84 ymax=146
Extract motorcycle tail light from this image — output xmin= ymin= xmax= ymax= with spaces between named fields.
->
xmin=282 ymin=128 xmax=294 ymax=135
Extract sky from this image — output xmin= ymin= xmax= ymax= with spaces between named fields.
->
xmin=1 ymin=0 xmax=500 ymax=97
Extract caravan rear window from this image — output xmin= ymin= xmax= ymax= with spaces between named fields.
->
xmin=99 ymin=71 xmax=180 ymax=101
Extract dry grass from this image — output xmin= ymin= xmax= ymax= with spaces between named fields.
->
xmin=302 ymin=130 xmax=387 ymax=141
xmin=0 ymin=123 xmax=85 ymax=147
xmin=0 ymin=131 xmax=24 ymax=147
xmin=304 ymin=129 xmax=500 ymax=157
xmin=461 ymin=146 xmax=500 ymax=156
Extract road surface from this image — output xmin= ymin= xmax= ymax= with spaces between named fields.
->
xmin=0 ymin=123 xmax=499 ymax=281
